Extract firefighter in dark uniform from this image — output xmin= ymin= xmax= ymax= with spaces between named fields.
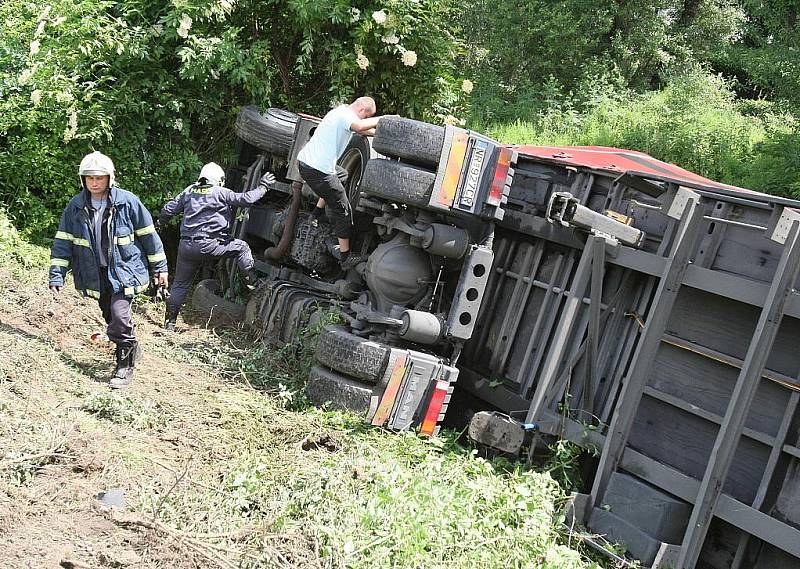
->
xmin=158 ymin=163 xmax=275 ymax=330
xmin=49 ymin=151 xmax=169 ymax=388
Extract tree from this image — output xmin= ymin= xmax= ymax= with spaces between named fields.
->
xmin=0 ymin=0 xmax=470 ymax=239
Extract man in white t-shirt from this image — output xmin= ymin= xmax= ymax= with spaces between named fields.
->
xmin=297 ymin=97 xmax=381 ymax=269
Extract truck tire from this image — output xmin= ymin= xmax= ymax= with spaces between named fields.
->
xmin=306 ymin=365 xmax=373 ymax=415
xmin=373 ymin=116 xmax=445 ymax=167
xmin=192 ymin=279 xmax=245 ymax=325
xmin=359 ymin=159 xmax=436 ymax=208
xmin=234 ymin=106 xmax=297 ymax=157
xmin=315 ymin=326 xmax=390 ymax=383
xmin=338 ymin=134 xmax=371 ymax=211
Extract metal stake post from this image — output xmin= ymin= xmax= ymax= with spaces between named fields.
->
xmin=588 ymin=188 xmax=704 ymax=516
xmin=677 ymin=211 xmax=800 ymax=568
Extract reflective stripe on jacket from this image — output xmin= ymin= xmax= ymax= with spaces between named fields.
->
xmin=49 ymin=186 xmax=168 ymax=298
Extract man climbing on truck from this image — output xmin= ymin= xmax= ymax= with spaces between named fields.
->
xmin=157 ymin=162 xmax=275 ymax=331
xmin=297 ymin=96 xmax=382 ymax=269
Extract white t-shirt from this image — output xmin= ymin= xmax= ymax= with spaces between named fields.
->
xmin=297 ymin=105 xmax=359 ymax=174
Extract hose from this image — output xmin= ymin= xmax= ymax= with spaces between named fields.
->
xmin=266 ymin=180 xmax=302 ymax=260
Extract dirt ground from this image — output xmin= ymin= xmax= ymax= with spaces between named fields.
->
xmin=0 ymin=264 xmax=309 ymax=569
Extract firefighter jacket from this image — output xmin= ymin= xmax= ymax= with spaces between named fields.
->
xmin=158 ymin=183 xmax=268 ymax=240
xmin=49 ymin=186 xmax=168 ymax=299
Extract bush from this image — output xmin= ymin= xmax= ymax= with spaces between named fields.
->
xmin=0 ymin=209 xmax=48 ymax=277
xmin=0 ymin=0 xmax=470 ymax=241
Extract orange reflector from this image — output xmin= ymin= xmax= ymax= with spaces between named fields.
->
xmin=419 ymin=379 xmax=450 ymax=437
xmin=434 ymin=131 xmax=469 ymax=208
xmin=371 ymin=355 xmax=407 ymax=426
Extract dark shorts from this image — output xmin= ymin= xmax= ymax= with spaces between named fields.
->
xmin=298 ymin=162 xmax=351 ymax=239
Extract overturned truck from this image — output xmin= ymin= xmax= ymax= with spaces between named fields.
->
xmin=211 ymin=106 xmax=800 ymax=569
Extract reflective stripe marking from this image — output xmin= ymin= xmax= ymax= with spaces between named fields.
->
xmin=123 ymin=284 xmax=149 ymax=296
xmin=147 ymin=252 xmax=167 ymax=263
xmin=85 ymin=289 xmax=101 ymax=299
xmin=114 ymin=234 xmax=134 ymax=245
xmin=55 ymin=231 xmax=91 ymax=248
xmin=135 ymin=225 xmax=156 ymax=237
xmin=50 ymin=258 xmax=70 ymax=268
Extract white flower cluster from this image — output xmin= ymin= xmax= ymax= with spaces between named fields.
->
xmin=350 ymin=7 xmax=360 ymax=22
xmin=18 ymin=68 xmax=33 ymax=85
xmin=63 ymin=109 xmax=78 ymax=143
xmin=443 ymin=115 xmax=466 ymax=126
xmin=382 ymin=34 xmax=399 ymax=44
xmin=29 ymin=40 xmax=40 ymax=56
xmin=461 ymin=79 xmax=474 ymax=94
xmin=401 ymin=50 xmax=417 ymax=67
xmin=372 ymin=9 xmax=387 ymax=24
xmin=30 ymin=90 xmax=42 ymax=106
xmin=356 ymin=53 xmax=370 ymax=70
xmin=177 ymin=13 xmax=192 ymax=38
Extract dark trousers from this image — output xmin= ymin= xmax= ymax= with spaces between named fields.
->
xmin=99 ymin=271 xmax=136 ymax=345
xmin=166 ymin=238 xmax=254 ymax=314
xmin=298 ymin=162 xmax=351 ymax=239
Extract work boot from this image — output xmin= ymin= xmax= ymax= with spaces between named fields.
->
xmin=163 ymin=307 xmax=179 ymax=331
xmin=243 ymin=268 xmax=261 ymax=291
xmin=109 ymin=342 xmax=137 ymax=389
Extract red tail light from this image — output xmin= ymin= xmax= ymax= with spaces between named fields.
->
xmin=487 ymin=147 xmax=514 ymax=206
xmin=419 ymin=379 xmax=450 ymax=437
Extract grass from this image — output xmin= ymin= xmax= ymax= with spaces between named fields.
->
xmin=0 ymin=210 xmax=613 ymax=568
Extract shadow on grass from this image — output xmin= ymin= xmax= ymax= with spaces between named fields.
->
xmin=0 ymin=322 xmax=110 ymax=384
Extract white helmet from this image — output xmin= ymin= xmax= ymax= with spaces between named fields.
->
xmin=79 ymin=151 xmax=115 ymax=188
xmin=198 ymin=162 xmax=225 ymax=187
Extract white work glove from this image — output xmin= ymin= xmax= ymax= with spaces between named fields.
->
xmin=258 ymin=171 xmax=276 ymax=189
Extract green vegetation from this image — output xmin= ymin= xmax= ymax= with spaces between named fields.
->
xmin=463 ymin=0 xmax=800 ymax=197
xmin=0 ymin=210 xmax=603 ymax=567
xmin=1 ymin=0 xmax=799 ymax=241
xmin=0 ymin=0 xmax=469 ymax=240
xmin=0 ymin=208 xmax=48 ymax=279
xmin=482 ymin=72 xmax=800 ymax=198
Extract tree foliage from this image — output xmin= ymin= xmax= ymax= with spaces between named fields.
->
xmin=1 ymin=0 xmax=799 ymax=241
xmin=462 ymin=0 xmax=799 ymax=199
xmin=0 ymin=0 xmax=469 ymax=240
